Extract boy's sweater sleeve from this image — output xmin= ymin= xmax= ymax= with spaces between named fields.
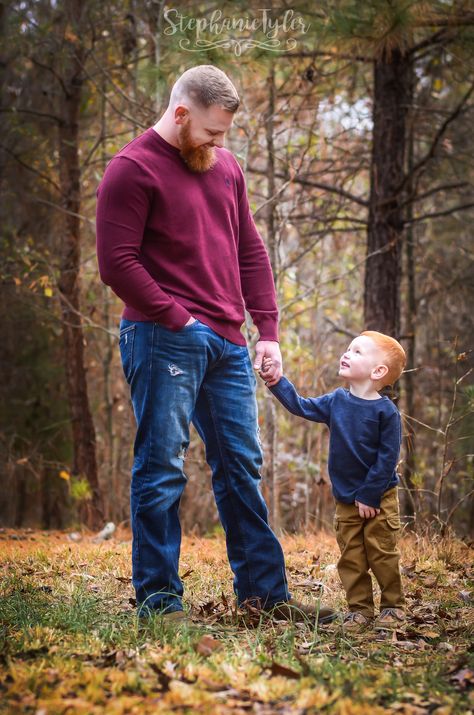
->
xmin=354 ymin=410 xmax=402 ymax=508
xmin=268 ymin=376 xmax=332 ymax=424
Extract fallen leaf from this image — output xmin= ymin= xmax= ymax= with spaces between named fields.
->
xmin=149 ymin=662 xmax=172 ymax=691
xmin=269 ymin=661 xmax=301 ymax=679
xmin=195 ymin=635 xmax=222 ymax=657
xmin=449 ymin=667 xmax=474 ymax=689
xmin=293 ymin=578 xmax=324 ymax=591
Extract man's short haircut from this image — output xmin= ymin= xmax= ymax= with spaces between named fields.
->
xmin=171 ymin=65 xmax=240 ymax=113
xmin=360 ymin=330 xmax=406 ymax=387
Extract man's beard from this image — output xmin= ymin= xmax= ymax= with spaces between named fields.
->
xmin=179 ymin=121 xmax=217 ymax=173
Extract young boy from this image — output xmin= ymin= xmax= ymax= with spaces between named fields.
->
xmin=259 ymin=331 xmax=406 ymax=630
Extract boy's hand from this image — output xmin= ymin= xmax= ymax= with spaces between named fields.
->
xmin=254 ymin=342 xmax=282 ymax=386
xmin=355 ymin=500 xmax=381 ymax=519
xmin=258 ymin=357 xmax=274 ymax=383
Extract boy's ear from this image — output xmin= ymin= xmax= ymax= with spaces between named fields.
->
xmin=371 ymin=364 xmax=389 ymax=382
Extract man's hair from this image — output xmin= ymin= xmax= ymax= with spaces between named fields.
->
xmin=170 ymin=65 xmax=240 ymax=112
xmin=360 ymin=330 xmax=406 ymax=387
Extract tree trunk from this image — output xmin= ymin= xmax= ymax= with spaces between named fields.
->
xmin=364 ymin=48 xmax=411 ymax=338
xmin=402 ymin=80 xmax=419 ymax=528
xmin=57 ymin=0 xmax=103 ymax=529
xmin=263 ymin=61 xmax=280 ymax=533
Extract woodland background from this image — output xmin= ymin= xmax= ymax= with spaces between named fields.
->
xmin=0 ymin=0 xmax=473 ymax=537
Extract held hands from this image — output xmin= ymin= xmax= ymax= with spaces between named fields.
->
xmin=254 ymin=344 xmax=282 ymax=386
xmin=355 ymin=500 xmax=381 ymax=519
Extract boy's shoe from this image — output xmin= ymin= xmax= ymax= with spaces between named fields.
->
xmin=262 ymin=598 xmax=338 ymax=625
xmin=375 ymin=607 xmax=405 ymax=629
xmin=342 ymin=611 xmax=373 ymax=631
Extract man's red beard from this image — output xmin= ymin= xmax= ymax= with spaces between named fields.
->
xmin=179 ymin=121 xmax=217 ymax=173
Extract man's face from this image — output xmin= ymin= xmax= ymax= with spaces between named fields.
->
xmin=338 ymin=335 xmax=387 ymax=384
xmin=176 ymin=104 xmax=234 ymax=173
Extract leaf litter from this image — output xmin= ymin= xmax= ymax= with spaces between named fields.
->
xmin=0 ymin=529 xmax=472 ymax=714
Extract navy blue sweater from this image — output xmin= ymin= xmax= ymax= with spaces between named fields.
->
xmin=269 ymin=377 xmax=401 ymax=508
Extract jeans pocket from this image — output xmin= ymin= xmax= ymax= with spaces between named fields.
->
xmin=178 ymin=318 xmax=201 ymax=331
xmin=119 ymin=323 xmax=136 ymax=383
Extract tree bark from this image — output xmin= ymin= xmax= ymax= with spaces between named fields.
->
xmin=57 ymin=0 xmax=103 ymax=529
xmin=402 ymin=78 xmax=419 ymax=528
xmin=263 ymin=61 xmax=280 ymax=533
xmin=364 ymin=48 xmax=411 ymax=337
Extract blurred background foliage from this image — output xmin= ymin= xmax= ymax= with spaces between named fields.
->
xmin=0 ymin=0 xmax=473 ymax=536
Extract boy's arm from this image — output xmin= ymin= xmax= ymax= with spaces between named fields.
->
xmin=354 ymin=410 xmax=402 ymax=509
xmin=267 ymin=376 xmax=332 ymax=424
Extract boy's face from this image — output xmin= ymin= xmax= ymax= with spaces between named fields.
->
xmin=339 ymin=335 xmax=388 ymax=384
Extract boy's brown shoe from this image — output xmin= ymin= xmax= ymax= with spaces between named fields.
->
xmin=262 ymin=598 xmax=338 ymax=625
xmin=375 ymin=607 xmax=405 ymax=629
xmin=342 ymin=611 xmax=373 ymax=631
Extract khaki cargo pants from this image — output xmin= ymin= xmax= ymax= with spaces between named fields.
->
xmin=334 ymin=487 xmax=405 ymax=617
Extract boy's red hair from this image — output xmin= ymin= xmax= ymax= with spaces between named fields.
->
xmin=360 ymin=331 xmax=406 ymax=387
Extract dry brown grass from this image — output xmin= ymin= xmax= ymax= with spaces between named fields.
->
xmin=0 ymin=528 xmax=473 ymax=714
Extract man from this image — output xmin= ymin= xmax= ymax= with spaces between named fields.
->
xmin=96 ymin=65 xmax=336 ymax=625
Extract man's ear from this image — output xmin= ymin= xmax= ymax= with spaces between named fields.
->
xmin=174 ymin=104 xmax=189 ymax=125
xmin=371 ymin=364 xmax=389 ymax=382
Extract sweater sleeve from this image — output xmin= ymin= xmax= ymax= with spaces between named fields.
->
xmin=354 ymin=410 xmax=402 ymax=508
xmin=96 ymin=157 xmax=191 ymax=330
xmin=234 ymin=162 xmax=279 ymax=342
xmin=269 ymin=377 xmax=332 ymax=424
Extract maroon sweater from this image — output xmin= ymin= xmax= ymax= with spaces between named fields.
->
xmin=96 ymin=128 xmax=279 ymax=346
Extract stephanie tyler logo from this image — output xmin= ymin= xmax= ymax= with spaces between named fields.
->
xmin=163 ymin=8 xmax=311 ymax=56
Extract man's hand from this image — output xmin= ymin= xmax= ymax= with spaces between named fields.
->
xmin=184 ymin=316 xmax=197 ymax=326
xmin=355 ymin=500 xmax=381 ymax=519
xmin=254 ymin=341 xmax=282 ymax=386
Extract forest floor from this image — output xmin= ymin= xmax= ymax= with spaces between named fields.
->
xmin=0 ymin=528 xmax=473 ymax=715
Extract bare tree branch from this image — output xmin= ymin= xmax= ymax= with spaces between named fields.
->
xmin=406 ymin=201 xmax=474 ymax=223
xmin=400 ymin=83 xmax=474 ymax=192
xmin=248 ymin=165 xmax=368 ymax=207
xmin=0 ymin=143 xmax=61 ymax=192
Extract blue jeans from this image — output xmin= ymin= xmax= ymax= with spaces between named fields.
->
xmin=119 ymin=318 xmax=290 ymax=614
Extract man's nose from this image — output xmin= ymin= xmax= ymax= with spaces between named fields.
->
xmin=211 ymin=135 xmax=225 ymax=148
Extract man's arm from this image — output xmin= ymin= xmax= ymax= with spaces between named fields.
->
xmin=96 ymin=157 xmax=191 ymax=330
xmin=354 ymin=410 xmax=402 ymax=509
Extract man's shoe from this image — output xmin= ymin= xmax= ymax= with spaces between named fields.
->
xmin=162 ymin=610 xmax=188 ymax=621
xmin=161 ymin=610 xmax=194 ymax=627
xmin=342 ymin=611 xmax=373 ymax=631
xmin=138 ymin=608 xmax=193 ymax=629
xmin=263 ymin=598 xmax=338 ymax=625
xmin=375 ymin=607 xmax=405 ymax=630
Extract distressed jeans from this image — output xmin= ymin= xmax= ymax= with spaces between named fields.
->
xmin=119 ymin=318 xmax=289 ymax=614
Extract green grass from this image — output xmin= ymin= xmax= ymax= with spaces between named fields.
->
xmin=0 ymin=530 xmax=472 ymax=714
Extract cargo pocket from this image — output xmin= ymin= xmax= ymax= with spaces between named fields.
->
xmin=377 ymin=514 xmax=401 ymax=549
xmin=119 ymin=324 xmax=136 ymax=383
xmin=333 ymin=517 xmax=346 ymax=551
